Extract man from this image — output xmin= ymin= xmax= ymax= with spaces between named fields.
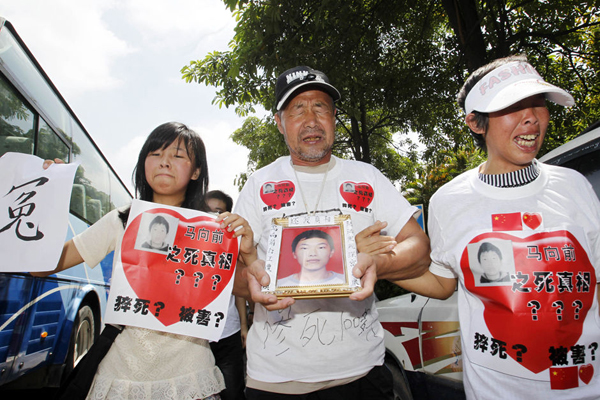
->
xmin=235 ymin=66 xmax=430 ymax=399
xmin=278 ymin=229 xmax=344 ymax=286
xmin=395 ymin=55 xmax=600 ymax=399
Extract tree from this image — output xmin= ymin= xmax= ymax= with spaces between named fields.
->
xmin=183 ymin=0 xmax=599 ymax=187
xmin=441 ymin=0 xmax=600 ymax=150
xmin=183 ymin=0 xmax=462 ymax=184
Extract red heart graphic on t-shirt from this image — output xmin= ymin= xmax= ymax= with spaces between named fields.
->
xmin=523 ymin=213 xmax=542 ymax=230
xmin=339 ymin=182 xmax=374 ymax=211
xmin=579 ymin=364 xmax=594 ymax=384
xmin=462 ymin=231 xmax=595 ymax=374
xmin=259 ymin=180 xmax=295 ymax=210
xmin=120 ymin=208 xmax=238 ymax=327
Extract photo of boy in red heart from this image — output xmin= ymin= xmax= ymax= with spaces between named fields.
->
xmin=120 ymin=207 xmax=239 ymax=327
xmin=339 ymin=181 xmax=374 ymax=211
xmin=259 ymin=180 xmax=295 ymax=210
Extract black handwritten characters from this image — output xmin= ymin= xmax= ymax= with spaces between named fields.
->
xmin=0 ymin=152 xmax=78 ymax=272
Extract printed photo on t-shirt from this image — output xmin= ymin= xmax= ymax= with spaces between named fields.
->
xmin=467 ymin=239 xmax=515 ymax=287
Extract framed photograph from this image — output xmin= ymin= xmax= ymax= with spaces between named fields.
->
xmin=261 ymin=214 xmax=362 ymax=299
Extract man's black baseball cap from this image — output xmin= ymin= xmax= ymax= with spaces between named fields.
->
xmin=275 ymin=66 xmax=341 ymax=111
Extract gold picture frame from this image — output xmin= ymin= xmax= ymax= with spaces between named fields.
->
xmin=261 ymin=214 xmax=362 ymax=299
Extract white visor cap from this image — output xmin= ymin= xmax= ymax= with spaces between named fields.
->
xmin=464 ymin=61 xmax=574 ymax=115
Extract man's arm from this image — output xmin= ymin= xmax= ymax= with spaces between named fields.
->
xmin=357 ymin=218 xmax=430 ymax=281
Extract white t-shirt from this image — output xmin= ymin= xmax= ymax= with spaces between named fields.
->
xmin=429 ymin=162 xmax=600 ymax=399
xmin=235 ymin=155 xmax=417 ymax=384
xmin=73 ymin=208 xmax=225 ymax=400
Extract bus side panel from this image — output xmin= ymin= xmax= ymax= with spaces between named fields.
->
xmin=0 ymin=274 xmax=34 ymax=385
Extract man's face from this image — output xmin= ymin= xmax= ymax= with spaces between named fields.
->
xmin=293 ymin=237 xmax=334 ymax=272
xmin=275 ymin=90 xmax=336 ymax=166
xmin=479 ymin=94 xmax=550 ymax=174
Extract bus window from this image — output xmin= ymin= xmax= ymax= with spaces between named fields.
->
xmin=0 ymin=74 xmax=34 ymax=156
xmin=109 ymin=171 xmax=133 ymax=211
xmin=37 ymin=117 xmax=70 ymax=162
xmin=70 ymin=125 xmax=112 ymax=224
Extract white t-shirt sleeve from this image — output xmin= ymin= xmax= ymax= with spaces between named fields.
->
xmin=429 ymin=260 xmax=457 ymax=278
xmin=371 ymin=166 xmax=418 ymax=237
xmin=72 ymin=209 xmax=122 ymax=268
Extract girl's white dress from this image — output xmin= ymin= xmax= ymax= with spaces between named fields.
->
xmin=72 ymin=208 xmax=225 ymax=400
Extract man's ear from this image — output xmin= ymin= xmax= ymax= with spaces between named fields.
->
xmin=465 ymin=113 xmax=485 ymax=135
xmin=275 ymin=112 xmax=285 ymax=135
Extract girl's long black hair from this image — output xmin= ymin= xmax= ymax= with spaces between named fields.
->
xmin=118 ymin=122 xmax=209 ymax=226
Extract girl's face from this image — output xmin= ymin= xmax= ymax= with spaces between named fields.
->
xmin=144 ymin=139 xmax=200 ymax=206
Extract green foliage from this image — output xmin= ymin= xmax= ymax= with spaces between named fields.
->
xmin=230 ymin=116 xmax=288 ymax=189
xmin=182 ymin=0 xmax=459 ymax=176
xmin=184 ymin=1 xmax=599 ymax=186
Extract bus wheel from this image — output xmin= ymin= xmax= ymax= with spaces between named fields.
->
xmin=65 ymin=304 xmax=96 ymax=376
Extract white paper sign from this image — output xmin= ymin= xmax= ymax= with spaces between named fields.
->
xmin=0 ymin=152 xmax=79 ymax=272
xmin=104 ymin=199 xmax=238 ymax=340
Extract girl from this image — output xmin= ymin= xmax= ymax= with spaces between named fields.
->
xmin=38 ymin=122 xmax=256 ymax=400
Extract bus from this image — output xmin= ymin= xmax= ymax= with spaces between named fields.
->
xmin=0 ymin=17 xmax=132 ymax=388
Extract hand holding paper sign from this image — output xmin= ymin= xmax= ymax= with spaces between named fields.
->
xmin=215 ymin=211 xmax=257 ymax=266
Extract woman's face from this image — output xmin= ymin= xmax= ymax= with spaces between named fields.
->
xmin=477 ymin=95 xmax=549 ymax=174
xmin=144 ymin=139 xmax=200 ymax=206
xmin=150 ymin=223 xmax=168 ymax=247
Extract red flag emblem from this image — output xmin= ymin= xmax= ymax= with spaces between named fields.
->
xmin=491 ymin=212 xmax=522 ymax=231
xmin=550 ymin=366 xmax=579 ymax=390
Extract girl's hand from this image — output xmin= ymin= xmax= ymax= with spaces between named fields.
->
xmin=215 ymin=212 xmax=257 ymax=265
xmin=42 ymin=158 xmax=66 ymax=169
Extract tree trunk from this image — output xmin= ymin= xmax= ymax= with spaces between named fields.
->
xmin=441 ymin=0 xmax=488 ymax=71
